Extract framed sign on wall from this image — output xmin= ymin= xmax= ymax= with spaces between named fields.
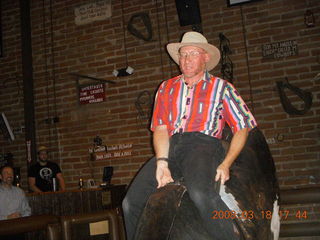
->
xmin=78 ymin=83 xmax=106 ymax=105
xmin=227 ymin=0 xmax=263 ymax=7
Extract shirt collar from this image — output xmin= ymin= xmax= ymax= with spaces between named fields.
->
xmin=204 ymin=71 xmax=212 ymax=82
xmin=174 ymin=71 xmax=212 ymax=84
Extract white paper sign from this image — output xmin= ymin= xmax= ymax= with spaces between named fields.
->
xmin=89 ymin=220 xmax=109 ymax=235
xmin=75 ymin=0 xmax=111 ymax=25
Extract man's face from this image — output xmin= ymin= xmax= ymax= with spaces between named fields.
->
xmin=38 ymin=150 xmax=48 ymax=163
xmin=178 ymin=46 xmax=210 ymax=79
xmin=0 ymin=167 xmax=14 ymax=186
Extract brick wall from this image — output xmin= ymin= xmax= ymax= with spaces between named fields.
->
xmin=0 ymin=0 xmax=319 ymax=191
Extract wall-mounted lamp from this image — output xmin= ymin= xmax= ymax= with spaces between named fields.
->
xmin=112 ymin=66 xmax=134 ymax=77
xmin=89 ymin=136 xmax=107 ymax=161
xmin=93 ymin=136 xmax=103 ymax=146
xmin=304 ymin=10 xmax=315 ymax=27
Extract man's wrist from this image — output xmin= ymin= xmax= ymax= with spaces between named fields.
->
xmin=156 ymin=157 xmax=169 ymax=162
xmin=156 ymin=157 xmax=169 ymax=167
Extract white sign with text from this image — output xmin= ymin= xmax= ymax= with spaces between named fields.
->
xmin=75 ymin=0 xmax=111 ymax=25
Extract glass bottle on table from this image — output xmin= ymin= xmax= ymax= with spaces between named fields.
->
xmin=79 ymin=177 xmax=83 ymax=189
xmin=52 ymin=177 xmax=57 ymax=192
xmin=15 ymin=174 xmax=20 ymax=187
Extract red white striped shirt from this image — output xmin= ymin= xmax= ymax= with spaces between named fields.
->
xmin=150 ymin=72 xmax=257 ymax=139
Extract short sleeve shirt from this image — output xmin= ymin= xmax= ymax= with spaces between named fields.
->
xmin=150 ymin=72 xmax=257 ymax=138
xmin=28 ymin=161 xmax=62 ymax=192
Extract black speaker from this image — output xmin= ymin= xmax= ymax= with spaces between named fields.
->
xmin=175 ymin=0 xmax=202 ymax=27
xmin=103 ymin=166 xmax=113 ymax=184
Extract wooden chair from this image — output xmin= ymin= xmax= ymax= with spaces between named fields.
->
xmin=60 ymin=209 xmax=125 ymax=240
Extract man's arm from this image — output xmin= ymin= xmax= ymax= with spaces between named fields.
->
xmin=28 ymin=177 xmax=42 ymax=193
xmin=215 ymin=128 xmax=249 ymax=184
xmin=56 ymin=172 xmax=65 ymax=191
xmin=153 ymin=125 xmax=174 ymax=188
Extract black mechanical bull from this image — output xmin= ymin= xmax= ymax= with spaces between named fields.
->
xmin=134 ymin=127 xmax=280 ymax=240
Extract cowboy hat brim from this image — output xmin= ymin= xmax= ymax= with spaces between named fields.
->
xmin=166 ymin=42 xmax=221 ymax=71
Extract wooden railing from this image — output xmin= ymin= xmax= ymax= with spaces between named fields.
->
xmin=26 ymin=185 xmax=126 ymax=216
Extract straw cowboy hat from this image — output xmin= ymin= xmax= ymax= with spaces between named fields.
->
xmin=167 ymin=31 xmax=221 ymax=71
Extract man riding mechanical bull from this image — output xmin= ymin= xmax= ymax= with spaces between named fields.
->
xmin=123 ymin=31 xmax=280 ymax=240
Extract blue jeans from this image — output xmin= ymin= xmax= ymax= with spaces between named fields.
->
xmin=122 ymin=132 xmax=238 ymax=240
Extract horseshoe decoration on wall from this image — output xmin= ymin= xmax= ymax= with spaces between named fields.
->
xmin=276 ymin=78 xmax=313 ymax=115
xmin=127 ymin=12 xmax=153 ymax=42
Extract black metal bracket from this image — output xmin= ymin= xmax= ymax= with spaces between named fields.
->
xmin=70 ymin=73 xmax=116 ymax=84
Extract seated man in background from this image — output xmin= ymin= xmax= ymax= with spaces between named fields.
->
xmin=0 ymin=165 xmax=31 ymax=220
xmin=28 ymin=146 xmax=65 ymax=192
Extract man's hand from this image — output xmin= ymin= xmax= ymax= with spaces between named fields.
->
xmin=156 ymin=160 xmax=174 ymax=188
xmin=215 ymin=163 xmax=230 ymax=185
xmin=215 ymin=128 xmax=249 ymax=185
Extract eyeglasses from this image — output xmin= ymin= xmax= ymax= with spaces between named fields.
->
xmin=178 ymin=51 xmax=205 ymax=58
